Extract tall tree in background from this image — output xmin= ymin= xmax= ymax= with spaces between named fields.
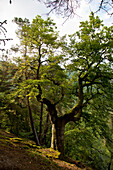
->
xmin=12 ymin=17 xmax=41 ymax=145
xmin=0 ymin=56 xmax=21 ymax=134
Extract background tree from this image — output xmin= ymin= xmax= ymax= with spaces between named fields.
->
xmin=11 ymin=16 xmax=63 ymax=146
xmin=0 ymin=55 xmax=22 ymax=135
xmin=65 ymin=92 xmax=113 ymax=169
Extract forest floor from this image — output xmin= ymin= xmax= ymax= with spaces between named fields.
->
xmin=0 ymin=129 xmax=91 ymax=170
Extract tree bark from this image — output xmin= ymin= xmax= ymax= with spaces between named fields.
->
xmin=41 ymin=89 xmax=83 ymax=157
xmin=42 ymin=112 xmax=49 ymax=145
xmin=56 ymin=117 xmax=65 ymax=157
xmin=51 ymin=123 xmax=58 ymax=150
xmin=39 ymin=102 xmax=43 ymax=144
xmin=51 ymin=117 xmax=66 ymax=157
xmin=27 ymin=96 xmax=40 ymax=146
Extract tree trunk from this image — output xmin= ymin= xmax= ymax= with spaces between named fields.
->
xmin=51 ymin=117 xmax=65 ymax=158
xmin=39 ymin=102 xmax=43 ymax=144
xmin=56 ymin=118 xmax=65 ymax=158
xmin=108 ymin=153 xmax=113 ymax=170
xmin=27 ymin=96 xmax=40 ymax=146
xmin=42 ymin=112 xmax=49 ymax=145
xmin=42 ymin=98 xmax=80 ymax=158
xmin=51 ymin=123 xmax=58 ymax=150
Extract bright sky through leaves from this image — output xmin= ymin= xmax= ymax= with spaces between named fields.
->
xmin=0 ymin=0 xmax=113 ymax=52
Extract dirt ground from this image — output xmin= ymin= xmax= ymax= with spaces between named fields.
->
xmin=0 ymin=129 xmax=89 ymax=170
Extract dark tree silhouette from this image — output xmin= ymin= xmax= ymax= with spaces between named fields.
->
xmin=9 ymin=0 xmax=113 ymax=17
xmin=44 ymin=0 xmax=113 ymax=17
xmin=9 ymin=0 xmax=12 ymax=4
xmin=0 ymin=20 xmax=12 ymax=51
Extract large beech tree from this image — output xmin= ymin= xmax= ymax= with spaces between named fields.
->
xmin=13 ymin=13 xmax=113 ymax=157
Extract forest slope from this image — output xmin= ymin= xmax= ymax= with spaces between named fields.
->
xmin=0 ymin=129 xmax=89 ymax=170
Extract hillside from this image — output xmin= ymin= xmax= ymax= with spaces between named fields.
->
xmin=0 ymin=129 xmax=90 ymax=170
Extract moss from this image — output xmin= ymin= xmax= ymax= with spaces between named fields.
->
xmin=0 ymin=138 xmax=15 ymax=146
xmin=28 ymin=150 xmax=43 ymax=159
xmin=0 ymin=138 xmax=7 ymax=143
xmin=0 ymin=135 xmax=10 ymax=140
xmin=10 ymin=137 xmax=23 ymax=143
xmin=24 ymin=143 xmax=36 ymax=148
xmin=6 ymin=139 xmax=15 ymax=146
xmin=46 ymin=154 xmax=53 ymax=158
xmin=22 ymin=145 xmax=30 ymax=149
xmin=38 ymin=148 xmax=60 ymax=159
xmin=28 ymin=150 xmax=58 ymax=169
xmin=0 ymin=129 xmax=92 ymax=169
xmin=0 ymin=143 xmax=14 ymax=149
xmin=20 ymin=141 xmax=41 ymax=149
xmin=32 ymin=145 xmax=41 ymax=149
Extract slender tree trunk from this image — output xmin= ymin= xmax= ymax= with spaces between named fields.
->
xmin=42 ymin=112 xmax=49 ymax=145
xmin=25 ymin=110 xmax=30 ymax=131
xmin=39 ymin=102 xmax=43 ymax=144
xmin=27 ymin=96 xmax=40 ymax=146
xmin=23 ymin=47 xmax=40 ymax=146
xmin=51 ymin=123 xmax=58 ymax=150
xmin=15 ymin=111 xmax=19 ymax=136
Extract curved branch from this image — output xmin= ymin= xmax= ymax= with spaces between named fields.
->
xmin=0 ymin=20 xmax=13 ymax=50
